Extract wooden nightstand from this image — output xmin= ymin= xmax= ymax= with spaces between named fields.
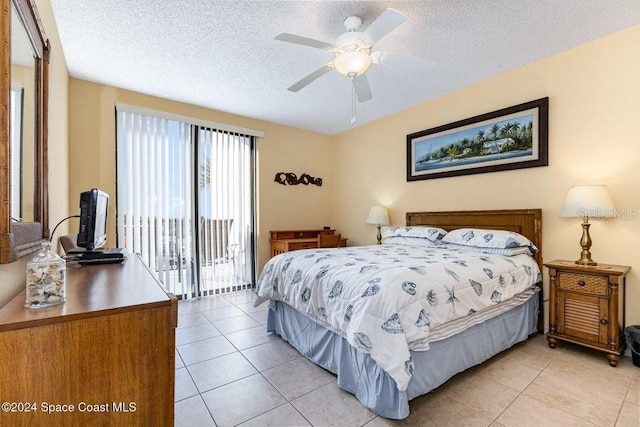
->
xmin=545 ymin=260 xmax=631 ymax=367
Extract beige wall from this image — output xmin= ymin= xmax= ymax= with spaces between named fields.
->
xmin=3 ymin=5 xmax=637 ymax=333
xmin=0 ymin=0 xmax=69 ymax=306
xmin=67 ymin=79 xmax=334 ymax=271
xmin=331 ymin=24 xmax=640 ymax=327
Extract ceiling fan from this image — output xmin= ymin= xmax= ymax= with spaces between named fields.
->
xmin=275 ymin=8 xmax=414 ymax=106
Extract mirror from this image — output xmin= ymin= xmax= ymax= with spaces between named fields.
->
xmin=10 ymin=3 xmax=35 ymax=223
xmin=0 ymin=0 xmax=49 ymax=263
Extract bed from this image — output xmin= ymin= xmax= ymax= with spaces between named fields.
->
xmin=254 ymin=209 xmax=543 ymax=419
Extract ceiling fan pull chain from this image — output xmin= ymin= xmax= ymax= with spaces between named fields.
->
xmin=351 ymin=76 xmax=357 ymax=124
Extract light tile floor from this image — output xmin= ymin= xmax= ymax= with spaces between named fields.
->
xmin=175 ymin=290 xmax=640 ymax=427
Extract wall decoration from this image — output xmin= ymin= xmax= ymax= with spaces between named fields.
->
xmin=274 ymin=172 xmax=322 ymax=186
xmin=406 ymin=97 xmax=548 ymax=181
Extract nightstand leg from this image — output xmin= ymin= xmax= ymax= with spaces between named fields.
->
xmin=606 ymin=354 xmax=619 ymax=367
xmin=547 ymin=267 xmax=558 ymax=349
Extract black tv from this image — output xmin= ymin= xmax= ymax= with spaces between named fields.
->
xmin=77 ymin=188 xmax=109 ymax=250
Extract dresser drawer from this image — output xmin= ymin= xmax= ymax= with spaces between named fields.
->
xmin=557 ymin=272 xmax=608 ymax=296
xmin=288 ymin=241 xmax=317 ymax=251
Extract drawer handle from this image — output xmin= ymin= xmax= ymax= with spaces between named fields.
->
xmin=577 ymin=280 xmax=586 ymax=287
xmin=600 ymin=319 xmax=608 ymax=325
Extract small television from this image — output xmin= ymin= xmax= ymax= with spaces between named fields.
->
xmin=77 ymin=188 xmax=109 ymax=250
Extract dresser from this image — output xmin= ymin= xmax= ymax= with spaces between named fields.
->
xmin=545 ymin=260 xmax=630 ymax=367
xmin=0 ymin=255 xmax=178 ymax=426
xmin=270 ymin=229 xmax=347 ymax=257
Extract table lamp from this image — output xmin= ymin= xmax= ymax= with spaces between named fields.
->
xmin=559 ymin=185 xmax=616 ymax=266
xmin=366 ymin=206 xmax=389 ymax=245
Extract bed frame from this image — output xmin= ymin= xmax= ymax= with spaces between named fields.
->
xmin=406 ymin=209 xmax=543 ymax=332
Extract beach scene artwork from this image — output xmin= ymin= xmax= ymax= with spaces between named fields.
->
xmin=412 ymin=111 xmax=538 ymax=176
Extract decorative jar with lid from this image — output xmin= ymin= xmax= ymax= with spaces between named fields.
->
xmin=25 ymin=242 xmax=66 ymax=308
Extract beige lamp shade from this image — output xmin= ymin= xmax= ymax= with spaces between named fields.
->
xmin=366 ymin=206 xmax=390 ymax=226
xmin=560 ymin=184 xmax=615 ymax=266
xmin=559 ymin=185 xmax=616 ymax=219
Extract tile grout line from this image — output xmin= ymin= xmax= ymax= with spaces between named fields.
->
xmin=610 ymin=375 xmax=636 ymax=427
xmin=205 ymin=295 xmax=295 ymax=426
xmin=491 ymin=365 xmax=545 ymax=424
xmin=519 ymin=365 xmax=625 ymax=426
xmin=178 ymin=296 xmax=261 ymax=425
xmin=187 ymin=293 xmax=324 ymax=426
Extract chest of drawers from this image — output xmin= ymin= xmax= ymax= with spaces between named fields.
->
xmin=0 ymin=255 xmax=177 ymax=426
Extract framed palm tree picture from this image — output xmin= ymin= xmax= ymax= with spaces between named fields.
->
xmin=406 ymin=97 xmax=548 ymax=181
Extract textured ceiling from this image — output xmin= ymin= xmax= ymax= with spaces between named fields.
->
xmin=49 ymin=1 xmax=640 ymax=135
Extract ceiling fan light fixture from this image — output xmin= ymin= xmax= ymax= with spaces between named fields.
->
xmin=333 ymin=50 xmax=372 ymax=77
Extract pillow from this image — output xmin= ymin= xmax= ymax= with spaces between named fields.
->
xmin=382 ymin=226 xmax=447 ymax=242
xmin=441 ymin=241 xmax=534 ymax=256
xmin=441 ymin=228 xmax=538 ymax=253
xmin=382 ymin=236 xmax=440 ymax=247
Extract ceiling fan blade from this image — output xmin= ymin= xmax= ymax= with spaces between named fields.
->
xmin=287 ymin=65 xmax=333 ymax=92
xmin=375 ymin=52 xmax=437 ymax=73
xmin=353 ymin=74 xmax=373 ymax=102
xmin=275 ymin=33 xmax=335 ymax=51
xmin=362 ymin=8 xmax=408 ymax=45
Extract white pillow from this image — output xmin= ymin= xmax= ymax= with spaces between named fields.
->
xmin=382 ymin=236 xmax=439 ymax=247
xmin=441 ymin=241 xmax=534 ymax=256
xmin=382 ymin=226 xmax=447 ymax=242
xmin=441 ymin=228 xmax=538 ymax=253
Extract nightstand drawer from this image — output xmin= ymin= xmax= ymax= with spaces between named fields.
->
xmin=557 ymin=272 xmax=608 ymax=296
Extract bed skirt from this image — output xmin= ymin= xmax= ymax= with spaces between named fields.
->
xmin=267 ymin=293 xmax=539 ymax=419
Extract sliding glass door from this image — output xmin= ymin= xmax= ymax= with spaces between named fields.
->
xmin=196 ymin=127 xmax=255 ymax=295
xmin=115 ymin=107 xmax=256 ymax=298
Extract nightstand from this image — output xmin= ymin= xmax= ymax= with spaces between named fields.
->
xmin=545 ymin=260 xmax=631 ymax=367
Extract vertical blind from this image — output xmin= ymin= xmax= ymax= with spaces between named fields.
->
xmin=115 ymin=107 xmax=256 ymax=298
xmin=197 ymin=128 xmax=255 ymax=294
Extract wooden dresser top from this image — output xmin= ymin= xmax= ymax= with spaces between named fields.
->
xmin=0 ymin=254 xmax=170 ymax=332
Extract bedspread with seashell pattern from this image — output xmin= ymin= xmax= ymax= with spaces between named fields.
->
xmin=254 ymin=243 xmax=540 ymax=391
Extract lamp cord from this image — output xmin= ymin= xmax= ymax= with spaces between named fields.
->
xmin=49 ymin=215 xmax=80 ymax=242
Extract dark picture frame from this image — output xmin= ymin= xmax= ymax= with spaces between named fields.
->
xmin=407 ymin=97 xmax=548 ymax=181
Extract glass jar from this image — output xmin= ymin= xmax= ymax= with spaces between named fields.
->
xmin=25 ymin=242 xmax=66 ymax=309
